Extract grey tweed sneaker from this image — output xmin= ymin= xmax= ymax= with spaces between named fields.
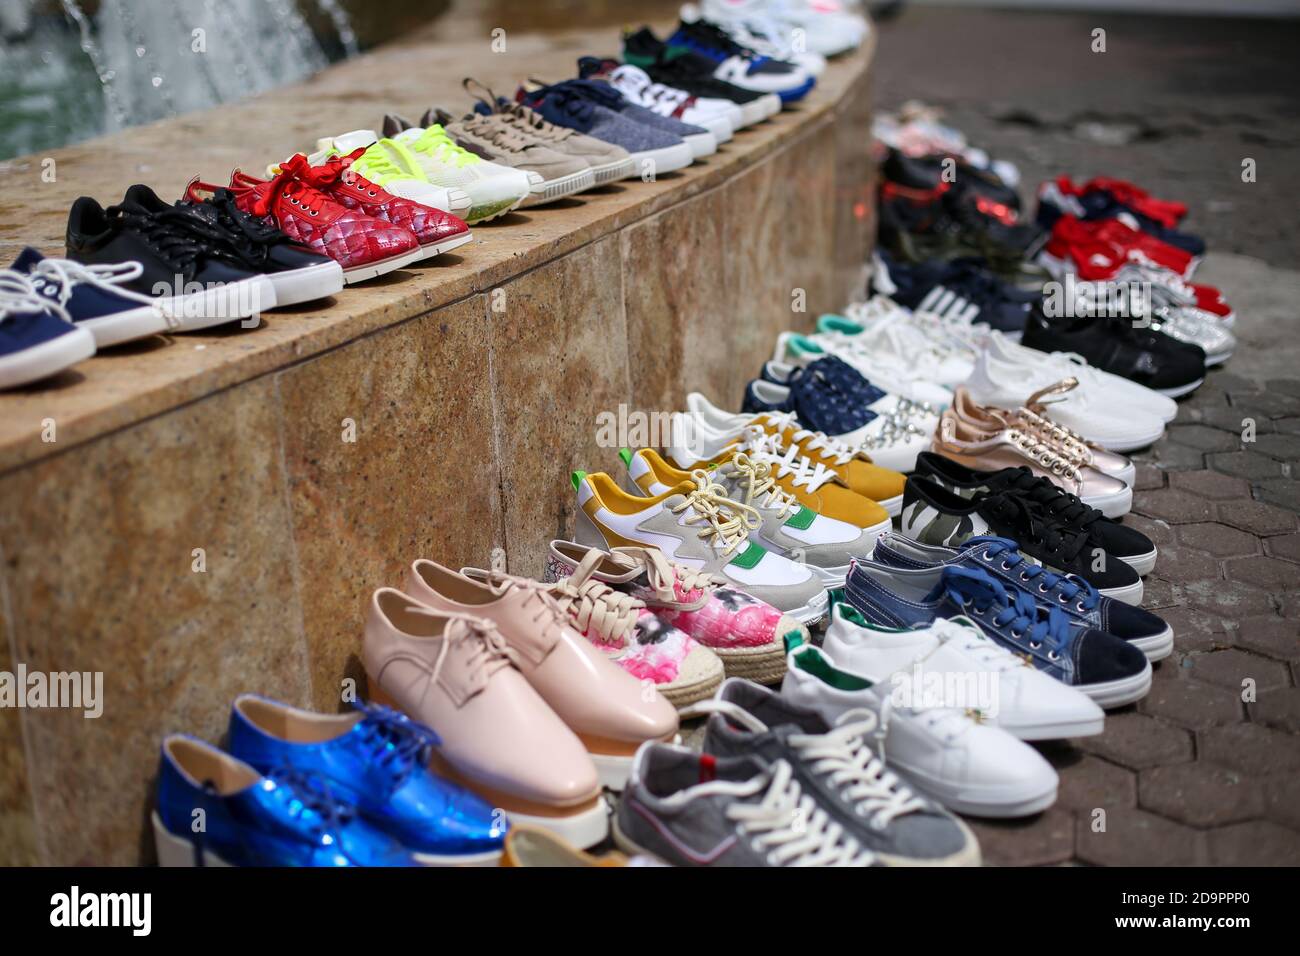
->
xmin=613 ymin=742 xmax=878 ymax=867
xmin=694 ymin=678 xmax=981 ymax=867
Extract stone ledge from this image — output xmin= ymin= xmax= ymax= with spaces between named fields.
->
xmin=0 ymin=28 xmax=874 ymax=474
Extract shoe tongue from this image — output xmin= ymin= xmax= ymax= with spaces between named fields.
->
xmin=383 ymin=114 xmax=414 ymax=137
xmin=331 ymin=129 xmax=379 ymax=152
xmin=11 ymin=246 xmax=44 ymax=273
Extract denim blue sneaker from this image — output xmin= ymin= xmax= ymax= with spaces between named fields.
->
xmin=228 ymin=696 xmax=506 ymax=865
xmin=742 ymin=368 xmax=880 ymax=438
xmin=153 ymin=735 xmax=417 ymax=867
xmin=561 ymin=70 xmax=718 ymax=158
xmin=12 ymin=246 xmax=172 ymax=348
xmin=0 ymin=266 xmax=96 ymax=390
xmin=515 ymin=82 xmax=695 ymax=173
xmin=761 ymin=354 xmax=888 ymax=408
xmin=871 ymin=532 xmax=1174 ymax=662
xmin=844 ymin=558 xmax=1151 ymax=708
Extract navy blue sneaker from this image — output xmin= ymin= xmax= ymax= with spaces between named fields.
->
xmin=153 ymin=735 xmax=417 ymax=867
xmin=665 ymin=19 xmax=815 ymax=103
xmin=871 ymin=532 xmax=1174 ymax=662
xmin=12 ymin=246 xmax=172 ymax=348
xmin=742 ymin=373 xmax=879 ymax=439
xmin=844 ymin=559 xmax=1152 ymax=708
xmin=761 ymin=354 xmax=888 ymax=408
xmin=228 ymin=696 xmax=506 ymax=865
xmin=872 ymin=249 xmax=1033 ymax=336
xmin=0 ymin=266 xmax=96 ymax=390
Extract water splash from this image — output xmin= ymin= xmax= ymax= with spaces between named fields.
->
xmin=313 ymin=0 xmax=359 ymax=57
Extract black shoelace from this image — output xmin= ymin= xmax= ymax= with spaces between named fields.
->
xmin=105 ymin=204 xmax=228 ymax=278
xmin=997 ymin=468 xmax=1106 ymax=537
xmin=194 ymin=189 xmax=291 ymax=266
xmin=982 ymin=492 xmax=1091 ymax=565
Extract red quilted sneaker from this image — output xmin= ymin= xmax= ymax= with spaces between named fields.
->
xmin=278 ymin=149 xmax=472 ymax=261
xmin=225 ymin=159 xmax=422 ymax=284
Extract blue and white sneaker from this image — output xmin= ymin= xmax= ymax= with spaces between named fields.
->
xmin=0 ymin=268 xmax=96 ymax=390
xmin=227 ymin=696 xmax=506 ymax=866
xmin=12 ymin=247 xmax=172 ymax=348
xmin=871 ymin=532 xmax=1174 ymax=662
xmin=844 ymin=558 xmax=1152 ymax=708
xmin=665 ymin=18 xmax=816 ymax=103
xmin=153 ymin=735 xmax=417 ymax=867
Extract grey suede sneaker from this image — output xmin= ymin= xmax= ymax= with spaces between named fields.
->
xmin=613 ymin=742 xmax=877 ymax=867
xmin=695 ymin=678 xmax=981 ymax=867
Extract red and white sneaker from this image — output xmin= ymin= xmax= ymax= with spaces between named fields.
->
xmin=226 ymin=161 xmax=422 ymax=284
xmin=1041 ymin=214 xmax=1196 ymax=281
xmin=278 ymin=149 xmax=472 ymax=261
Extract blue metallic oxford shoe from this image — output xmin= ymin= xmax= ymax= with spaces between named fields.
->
xmin=153 ymin=734 xmax=417 ymax=867
xmin=227 ymin=696 xmax=506 ymax=866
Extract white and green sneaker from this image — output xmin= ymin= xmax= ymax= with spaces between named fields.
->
xmin=303 ymin=130 xmax=471 ymax=217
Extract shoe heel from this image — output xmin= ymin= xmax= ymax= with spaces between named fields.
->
xmin=152 ymin=811 xmax=230 ymax=867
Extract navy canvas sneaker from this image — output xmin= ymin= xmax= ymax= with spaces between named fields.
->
xmin=844 ymin=560 xmax=1152 ymax=708
xmin=760 ymin=354 xmax=888 ymax=408
xmin=515 ymin=81 xmax=695 ymax=173
xmin=12 ymin=246 xmax=172 ymax=348
xmin=561 ymin=68 xmax=720 ymax=158
xmin=871 ymin=532 xmax=1174 ymax=661
xmin=872 ymin=249 xmax=1035 ymax=336
xmin=0 ymin=266 xmax=96 ymax=390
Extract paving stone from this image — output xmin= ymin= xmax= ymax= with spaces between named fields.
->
xmin=1138 ymin=764 xmax=1265 ymax=827
xmin=1207 ymin=451 xmax=1286 ymax=481
xmin=1214 ymin=373 xmax=1263 ymax=395
xmin=967 ymin=808 xmax=1075 ymax=867
xmin=1195 ymin=403 xmax=1272 ymax=435
xmin=1233 ymin=391 xmax=1300 ymax=418
xmin=1206 ymin=821 xmax=1300 ymax=866
xmin=1252 ymin=433 xmax=1300 ymax=462
xmin=1182 ymin=648 xmax=1289 ymax=695
xmin=1175 ymin=521 xmax=1258 ymax=557
xmin=1158 ymin=605 xmax=1233 ymax=654
xmin=1266 ymin=379 xmax=1300 ymax=398
xmin=1132 ymin=488 xmax=1216 ymax=524
xmin=1054 ymin=755 xmax=1137 ymax=813
xmin=1147 ymin=441 xmax=1207 ymax=471
xmin=1232 ymin=615 xmax=1300 ymax=663
xmin=1165 ymin=424 xmax=1242 ymax=453
xmin=1149 ymin=545 xmax=1222 ymax=583
xmin=1265 ymin=533 xmax=1300 ymax=564
xmin=1282 ymin=591 xmax=1300 ymax=620
xmin=1075 ymin=808 xmax=1205 ymax=866
xmin=1141 ymin=578 xmax=1177 ymax=609
xmin=1262 ymin=775 xmax=1300 ymax=831
xmin=1132 ymin=462 xmax=1166 ymax=492
xmin=1225 ymin=554 xmax=1300 ymax=591
xmin=1167 ymin=470 xmax=1251 ymax=500
xmin=1138 ymin=677 xmax=1244 ymax=730
xmin=1248 ymin=688 xmax=1300 ymax=733
xmin=1201 ymin=723 xmax=1300 ymax=775
xmin=1218 ymin=499 xmax=1299 ymax=536
xmin=1123 ymin=513 xmax=1175 ymax=547
xmin=1079 ymin=713 xmax=1194 ymax=770
xmin=1179 ymin=578 xmax=1277 ymax=619
xmin=1273 ymin=417 xmax=1300 ymax=436
xmin=1255 ymin=478 xmax=1300 ymax=512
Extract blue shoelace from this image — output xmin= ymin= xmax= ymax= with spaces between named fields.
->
xmin=965 ymin=536 xmax=1100 ymax=613
xmin=939 ymin=565 xmax=1073 ymax=657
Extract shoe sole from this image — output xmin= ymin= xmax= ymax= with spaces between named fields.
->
xmin=588 ymin=156 xmax=637 ymax=184
xmin=518 ymin=168 xmax=597 ymax=207
xmin=267 ymin=260 xmax=345 ymax=308
xmin=708 ymin=641 xmax=787 ymax=684
xmin=417 ymin=230 xmax=474 ymax=260
xmin=735 ymin=99 xmax=768 ymax=128
xmin=1082 ymin=484 xmax=1132 ymax=519
xmin=1002 ymin=714 xmax=1106 ymax=741
xmin=629 ymin=142 xmax=695 ymax=176
xmin=1129 ymin=623 xmax=1174 ymax=662
xmin=1117 ymin=547 xmax=1158 ymax=577
xmin=444 ymin=188 xmax=472 ymax=216
xmin=899 ymin=768 xmax=1059 ymax=819
xmin=1079 ymin=659 xmax=1154 ymax=708
xmin=1154 ymin=377 xmax=1204 ymax=399
xmin=658 ymin=666 xmax=725 ymax=710
xmin=79 ymin=304 xmax=170 ymax=347
xmin=464 ymin=193 xmax=530 ymax=224
xmin=506 ymin=798 xmax=610 ymax=851
xmin=159 ymin=274 xmax=278 ymax=331
xmin=341 ymin=246 xmax=425 ymax=284
xmin=1088 ymin=425 xmax=1168 ymax=453
xmin=0 ymin=325 xmax=96 ymax=389
xmin=695 ymin=115 xmax=733 ymax=143
xmin=875 ymin=821 xmax=983 ymax=867
xmin=1098 ymin=578 xmax=1143 ymax=605
xmin=683 ymin=131 xmax=717 ymax=159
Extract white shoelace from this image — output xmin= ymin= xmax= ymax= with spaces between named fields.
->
xmin=0 ymin=270 xmax=72 ymax=324
xmin=27 ymin=258 xmax=180 ymax=330
xmin=736 ymin=426 xmax=838 ymax=493
xmin=928 ymin=617 xmax=1029 ymax=673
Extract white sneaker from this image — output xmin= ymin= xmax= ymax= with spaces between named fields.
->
xmin=773 ymin=329 xmax=955 ymax=409
xmin=966 ymin=333 xmax=1168 ymax=451
xmin=783 ymin=638 xmax=1060 ymax=818
xmin=699 ymin=0 xmax=867 ymax=58
xmin=682 ymin=3 xmax=828 ymax=75
xmin=822 ymin=607 xmax=1105 ymax=741
xmin=385 ymin=125 xmax=533 ymax=224
xmin=307 ymin=131 xmax=470 ymax=215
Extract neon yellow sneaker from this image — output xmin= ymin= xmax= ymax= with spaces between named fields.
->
xmin=295 ymin=130 xmax=470 ymax=217
xmin=384 ymin=124 xmax=533 ymax=224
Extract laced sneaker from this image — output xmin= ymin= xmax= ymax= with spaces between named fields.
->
xmin=664 ymin=16 xmax=816 ymax=102
xmin=1042 ymin=214 xmax=1196 ymax=281
xmin=305 ymin=129 xmax=472 ymax=216
xmin=573 ymin=467 xmax=829 ymax=622
xmin=697 ymin=678 xmax=980 ymax=863
xmin=613 ymin=742 xmax=877 ymax=866
xmin=0 ymin=267 xmax=96 ymax=389
xmin=845 ymin=559 xmax=1152 ymax=707
xmin=66 ymin=193 xmax=277 ymax=328
xmin=1036 ymin=177 xmax=1204 ymax=257
xmin=696 ymin=0 xmax=869 ymax=59
xmin=470 ymin=91 xmax=636 ymax=184
xmin=821 ymin=600 xmax=1105 ymax=739
xmin=544 ymin=540 xmax=802 ymax=684
xmin=227 ymin=695 xmax=505 ymax=865
xmin=784 ymin=633 xmax=1060 ymax=818
xmin=899 ymin=476 xmax=1144 ymax=603
xmin=680 ymin=3 xmax=828 ymax=74
xmin=577 ymin=57 xmax=740 ymax=142
xmin=619 ymin=447 xmax=884 ymax=587
xmin=872 ymin=248 xmax=1035 ymax=336
xmin=774 ymin=324 xmax=956 ymax=408
xmin=872 ymin=532 xmax=1173 ymax=662
xmin=470 ymin=554 xmax=724 ymax=708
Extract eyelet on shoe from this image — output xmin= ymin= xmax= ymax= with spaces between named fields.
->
xmin=1001 ymin=560 xmax=1012 ymax=570
xmin=1010 ymin=629 xmax=1023 ymax=640
xmin=367 ymin=190 xmax=376 ymax=196
xmin=1059 ymin=594 xmax=1069 ymax=603
xmin=310 ymin=210 xmax=318 ymax=216
xmin=1030 ymin=641 xmax=1041 ymax=649
xmin=1039 ymin=583 xmax=1049 ymax=593
xmin=1077 ymin=601 xmax=1087 ymax=612
xmin=981 ymin=550 xmax=992 ymax=560
xmin=1048 ymin=651 xmax=1060 ymax=660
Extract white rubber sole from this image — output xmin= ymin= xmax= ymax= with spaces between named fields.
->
xmin=411 ymin=847 xmax=502 ymax=867
xmin=736 ymin=98 xmax=767 ymax=127
xmin=630 ymin=142 xmax=695 ymax=176
xmin=1078 ymin=659 xmax=1153 ymax=708
xmin=444 ymin=188 xmax=472 ymax=216
xmin=591 ymin=733 xmax=681 ymax=792
xmin=879 ymin=494 xmax=904 ymax=518
xmin=507 ymin=797 xmax=609 ymax=851
xmin=757 ymin=93 xmax=782 ymax=119
xmin=153 ymin=812 xmax=233 ymax=867
xmin=1118 ymin=547 xmax=1158 ymax=577
xmin=1084 ymin=484 xmax=1133 ymax=519
xmin=683 ymin=131 xmax=717 ymax=159
xmin=519 ymin=167 xmax=597 ymax=207
xmin=589 ymin=156 xmax=637 ymax=184
xmin=786 ymin=588 xmax=830 ymax=624
xmin=694 ymin=114 xmax=733 ymax=143
xmin=1098 ymin=578 xmax=1144 ymax=605
xmin=1204 ymin=347 xmax=1234 ymax=367
xmin=901 ymin=768 xmax=1059 ymax=819
xmin=1155 ymin=377 xmax=1204 ymax=399
xmin=1088 ymin=426 xmax=1167 ymax=453
xmin=1129 ymin=624 xmax=1174 ymax=662
xmin=1111 ymin=462 xmax=1138 ymax=487
xmin=418 ymin=230 xmax=474 ymax=260
xmin=79 ymin=304 xmax=169 ymax=347
xmin=341 ymin=246 xmax=425 ymax=285
xmin=876 ymin=835 xmax=982 ymax=868
xmin=267 ymin=260 xmax=345 ymax=307
xmin=1002 ymin=713 xmax=1106 ymax=741
xmin=159 ymin=274 xmax=278 ymax=331
xmin=0 ymin=324 xmax=95 ymax=389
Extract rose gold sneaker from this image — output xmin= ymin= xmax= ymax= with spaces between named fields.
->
xmin=405 ymin=559 xmax=679 ymax=790
xmin=951 ymin=384 xmax=1135 ymax=487
xmin=362 ymin=589 xmax=608 ymax=848
xmin=932 ymin=404 xmax=1133 ymax=518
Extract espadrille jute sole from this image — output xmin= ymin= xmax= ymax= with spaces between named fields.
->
xmin=710 ymin=643 xmax=787 ymax=685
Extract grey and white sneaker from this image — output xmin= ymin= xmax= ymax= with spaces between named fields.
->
xmin=694 ymin=679 xmax=980 ymax=866
xmin=574 ymin=468 xmax=829 ymax=622
xmin=613 ymin=742 xmax=877 ymax=867
xmin=620 ymin=447 xmax=884 ymax=587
